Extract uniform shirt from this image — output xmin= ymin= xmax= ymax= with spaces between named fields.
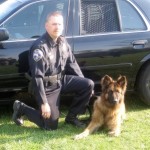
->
xmin=29 ymin=32 xmax=84 ymax=104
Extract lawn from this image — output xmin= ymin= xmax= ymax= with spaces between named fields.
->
xmin=0 ymin=93 xmax=150 ymax=150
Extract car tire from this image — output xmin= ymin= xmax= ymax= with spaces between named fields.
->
xmin=137 ymin=64 xmax=150 ymax=105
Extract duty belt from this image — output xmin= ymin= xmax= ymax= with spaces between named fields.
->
xmin=25 ymin=72 xmax=62 ymax=84
xmin=43 ymin=73 xmax=62 ymax=84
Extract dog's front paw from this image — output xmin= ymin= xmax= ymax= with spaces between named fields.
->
xmin=74 ymin=131 xmax=89 ymax=140
xmin=108 ymin=130 xmax=120 ymax=137
xmin=74 ymin=134 xmax=83 ymax=140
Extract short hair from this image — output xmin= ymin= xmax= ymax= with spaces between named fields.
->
xmin=46 ymin=11 xmax=63 ymax=22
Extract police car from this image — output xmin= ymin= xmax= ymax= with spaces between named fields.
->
xmin=0 ymin=0 xmax=150 ymax=106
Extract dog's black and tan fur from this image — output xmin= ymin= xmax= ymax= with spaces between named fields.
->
xmin=74 ymin=75 xmax=127 ymax=139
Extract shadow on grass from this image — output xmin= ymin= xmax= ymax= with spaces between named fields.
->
xmin=125 ymin=92 xmax=149 ymax=112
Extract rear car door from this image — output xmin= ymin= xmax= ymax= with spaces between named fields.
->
xmin=73 ymin=0 xmax=150 ymax=91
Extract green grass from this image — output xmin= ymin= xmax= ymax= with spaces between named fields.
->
xmin=0 ymin=93 xmax=150 ymax=150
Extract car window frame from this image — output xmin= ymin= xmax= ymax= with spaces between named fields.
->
xmin=117 ymin=0 xmax=148 ymax=32
xmin=118 ymin=0 xmax=150 ymax=32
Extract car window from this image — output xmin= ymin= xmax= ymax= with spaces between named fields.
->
xmin=2 ymin=0 xmax=68 ymax=40
xmin=80 ymin=0 xmax=120 ymax=35
xmin=118 ymin=0 xmax=147 ymax=31
xmin=132 ymin=0 xmax=150 ymax=23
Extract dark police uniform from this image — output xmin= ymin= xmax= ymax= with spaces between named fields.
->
xmin=22 ymin=32 xmax=94 ymax=130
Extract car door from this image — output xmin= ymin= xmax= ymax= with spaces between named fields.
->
xmin=73 ymin=0 xmax=150 ymax=91
xmin=0 ymin=0 xmax=69 ymax=93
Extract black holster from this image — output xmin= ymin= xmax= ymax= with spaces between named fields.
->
xmin=25 ymin=72 xmax=62 ymax=95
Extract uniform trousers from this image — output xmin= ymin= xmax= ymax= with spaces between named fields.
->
xmin=21 ymin=75 xmax=94 ymax=130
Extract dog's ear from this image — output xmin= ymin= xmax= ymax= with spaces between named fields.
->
xmin=101 ymin=75 xmax=113 ymax=91
xmin=117 ymin=75 xmax=127 ymax=92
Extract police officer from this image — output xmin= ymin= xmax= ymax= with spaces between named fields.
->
xmin=12 ymin=12 xmax=94 ymax=130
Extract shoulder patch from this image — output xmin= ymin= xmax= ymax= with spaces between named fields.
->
xmin=33 ymin=49 xmax=43 ymax=62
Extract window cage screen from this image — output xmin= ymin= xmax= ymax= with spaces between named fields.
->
xmin=81 ymin=0 xmax=120 ymax=34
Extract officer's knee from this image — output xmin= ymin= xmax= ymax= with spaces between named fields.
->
xmin=87 ymin=79 xmax=94 ymax=90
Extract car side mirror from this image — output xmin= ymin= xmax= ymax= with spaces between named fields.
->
xmin=0 ymin=28 xmax=9 ymax=41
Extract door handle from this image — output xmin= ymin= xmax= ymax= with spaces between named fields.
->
xmin=132 ymin=40 xmax=148 ymax=49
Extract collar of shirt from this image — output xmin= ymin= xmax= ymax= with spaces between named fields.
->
xmin=45 ymin=32 xmax=61 ymax=48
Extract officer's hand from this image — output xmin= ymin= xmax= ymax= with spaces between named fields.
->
xmin=41 ymin=103 xmax=51 ymax=119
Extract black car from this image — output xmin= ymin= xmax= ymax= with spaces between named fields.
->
xmin=0 ymin=0 xmax=150 ymax=106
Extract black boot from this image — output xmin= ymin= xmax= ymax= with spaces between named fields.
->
xmin=12 ymin=100 xmax=24 ymax=126
xmin=65 ymin=113 xmax=86 ymax=128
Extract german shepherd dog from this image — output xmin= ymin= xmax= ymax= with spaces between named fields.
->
xmin=74 ymin=75 xmax=127 ymax=139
